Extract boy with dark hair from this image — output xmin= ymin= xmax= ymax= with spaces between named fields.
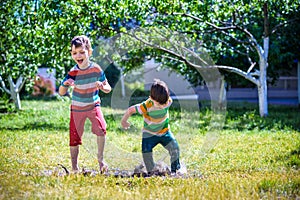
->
xmin=121 ymin=79 xmax=181 ymax=174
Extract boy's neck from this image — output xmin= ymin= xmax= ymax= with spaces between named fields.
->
xmin=78 ymin=62 xmax=91 ymax=70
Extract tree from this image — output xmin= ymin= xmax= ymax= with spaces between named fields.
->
xmin=0 ymin=0 xmax=147 ymax=110
xmin=1 ymin=0 xmax=299 ymax=117
xmin=116 ymin=0 xmax=300 ymax=117
xmin=0 ymin=0 xmax=68 ymax=109
xmin=0 ymin=0 xmax=106 ymax=110
xmin=0 ymin=0 xmax=38 ymax=109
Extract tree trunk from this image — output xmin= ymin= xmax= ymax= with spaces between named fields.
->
xmin=257 ymin=71 xmax=268 ymax=117
xmin=7 ymin=75 xmax=25 ymax=110
xmin=10 ymin=89 xmax=21 ymax=110
xmin=257 ymin=39 xmax=269 ymax=117
xmin=257 ymin=3 xmax=269 ymax=117
xmin=8 ymin=79 xmax=22 ymax=110
xmin=218 ymin=77 xmax=227 ymax=110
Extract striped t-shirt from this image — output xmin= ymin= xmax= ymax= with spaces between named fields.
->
xmin=61 ymin=62 xmax=106 ymax=112
xmin=135 ymin=97 xmax=172 ymax=135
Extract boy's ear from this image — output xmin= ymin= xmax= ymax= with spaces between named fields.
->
xmin=88 ymin=49 xmax=93 ymax=56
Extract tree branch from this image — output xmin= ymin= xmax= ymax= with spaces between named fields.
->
xmin=206 ymin=21 xmax=237 ymax=31
xmin=271 ymin=17 xmax=300 ymax=34
xmin=8 ymin=76 xmax=16 ymax=92
xmin=172 ymin=12 xmax=264 ymax=61
xmin=217 ymin=29 xmax=250 ymax=44
xmin=16 ymin=76 xmax=25 ymax=93
xmin=217 ymin=38 xmax=248 ymax=56
xmin=125 ymin=29 xmax=210 ymax=68
xmin=173 ymin=12 xmax=202 ymax=22
xmin=247 ymin=62 xmax=256 ymax=74
xmin=0 ymin=75 xmax=11 ymax=94
xmin=125 ymin=29 xmax=259 ymax=86
xmin=217 ymin=65 xmax=258 ymax=85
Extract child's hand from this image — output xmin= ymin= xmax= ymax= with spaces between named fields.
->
xmin=64 ymin=79 xmax=75 ymax=86
xmin=121 ymin=107 xmax=135 ymax=130
xmin=121 ymin=120 xmax=130 ymax=129
xmin=96 ymin=81 xmax=104 ymax=90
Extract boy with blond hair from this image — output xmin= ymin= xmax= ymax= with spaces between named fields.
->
xmin=59 ymin=35 xmax=111 ymax=173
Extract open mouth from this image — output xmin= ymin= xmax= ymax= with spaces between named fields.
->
xmin=77 ymin=59 xmax=84 ymax=65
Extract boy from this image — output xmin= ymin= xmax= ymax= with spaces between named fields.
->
xmin=121 ymin=79 xmax=181 ymax=175
xmin=59 ymin=35 xmax=111 ymax=173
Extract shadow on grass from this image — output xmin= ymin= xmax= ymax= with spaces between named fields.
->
xmin=286 ymin=146 xmax=300 ymax=170
xmin=1 ymin=96 xmax=300 ymax=132
xmin=1 ymin=122 xmax=68 ymax=131
xmin=103 ymin=96 xmax=300 ymax=131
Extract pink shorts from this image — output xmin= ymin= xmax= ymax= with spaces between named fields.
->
xmin=69 ymin=106 xmax=106 ymax=146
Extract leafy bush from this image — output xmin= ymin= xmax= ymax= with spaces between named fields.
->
xmin=0 ymin=92 xmax=16 ymax=113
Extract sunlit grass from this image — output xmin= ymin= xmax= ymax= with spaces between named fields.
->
xmin=0 ymin=99 xmax=299 ymax=199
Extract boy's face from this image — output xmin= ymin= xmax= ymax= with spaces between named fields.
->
xmin=71 ymin=45 xmax=92 ymax=68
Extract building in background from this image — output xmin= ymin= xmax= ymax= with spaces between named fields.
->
xmin=144 ymin=60 xmax=299 ymax=105
xmin=32 ymin=68 xmax=56 ymax=97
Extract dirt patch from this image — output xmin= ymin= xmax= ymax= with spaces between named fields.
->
xmin=37 ymin=162 xmax=202 ymax=178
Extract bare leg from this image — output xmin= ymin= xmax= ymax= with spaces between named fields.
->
xmin=97 ymin=136 xmax=108 ymax=173
xmin=70 ymin=146 xmax=79 ymax=172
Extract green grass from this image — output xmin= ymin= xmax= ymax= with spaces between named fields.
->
xmin=0 ymin=99 xmax=299 ymax=199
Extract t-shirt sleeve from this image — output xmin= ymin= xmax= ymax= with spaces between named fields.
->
xmin=134 ymin=98 xmax=153 ymax=114
xmin=60 ymin=74 xmax=70 ymax=88
xmin=99 ymin=71 xmax=106 ymax=82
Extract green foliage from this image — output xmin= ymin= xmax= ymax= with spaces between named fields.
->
xmin=0 ymin=94 xmax=16 ymax=113
xmin=1 ymin=0 xmax=299 ymax=115
xmin=118 ymin=0 xmax=300 ymax=86
xmin=2 ymin=0 xmax=299 ymax=91
xmin=225 ymin=104 xmax=300 ymax=131
xmin=0 ymin=0 xmax=125 ymax=94
xmin=103 ymin=63 xmax=121 ymax=88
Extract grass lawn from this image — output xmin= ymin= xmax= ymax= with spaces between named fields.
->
xmin=0 ymin=99 xmax=299 ymax=199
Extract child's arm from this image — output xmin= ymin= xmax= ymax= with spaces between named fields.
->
xmin=95 ymin=64 xmax=111 ymax=94
xmin=58 ymin=86 xmax=68 ymax=96
xmin=121 ymin=106 xmax=136 ymax=129
xmin=58 ymin=78 xmax=75 ymax=96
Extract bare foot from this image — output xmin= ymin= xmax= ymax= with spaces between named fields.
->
xmin=99 ymin=162 xmax=108 ymax=173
